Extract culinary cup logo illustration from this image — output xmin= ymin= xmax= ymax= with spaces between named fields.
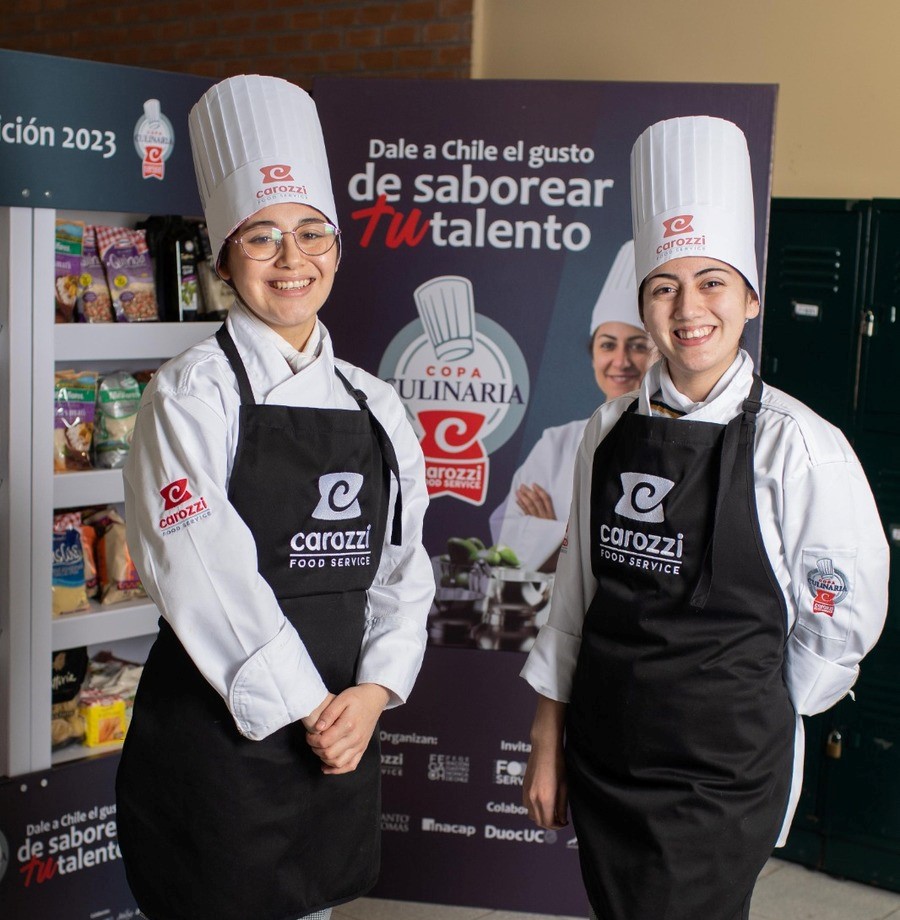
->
xmin=133 ymin=99 xmax=174 ymax=181
xmin=160 ymin=478 xmax=192 ymax=510
xmin=379 ymin=275 xmax=528 ymax=506
xmin=807 ymin=557 xmax=849 ymax=617
xmin=260 ymin=164 xmax=295 ymax=183
xmin=614 ymin=473 xmax=675 ymax=523
xmin=662 ymin=214 xmax=694 ymax=237
xmin=312 ymin=472 xmax=364 ymax=520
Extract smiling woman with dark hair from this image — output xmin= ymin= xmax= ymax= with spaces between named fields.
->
xmin=520 ymin=115 xmax=888 ymax=920
xmin=115 ymin=75 xmax=433 ymax=920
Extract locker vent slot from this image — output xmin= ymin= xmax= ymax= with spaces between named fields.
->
xmin=776 ymin=246 xmax=842 ymax=293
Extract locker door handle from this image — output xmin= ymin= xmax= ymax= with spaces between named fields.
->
xmin=862 ymin=310 xmax=875 ymax=337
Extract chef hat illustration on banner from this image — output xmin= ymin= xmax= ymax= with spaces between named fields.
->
xmin=414 ymin=276 xmax=477 ymax=361
xmin=630 ymin=115 xmax=759 ymax=298
xmin=589 ymin=240 xmax=642 ymax=335
xmin=188 ymin=74 xmax=338 ymax=268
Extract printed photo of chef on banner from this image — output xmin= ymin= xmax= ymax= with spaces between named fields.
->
xmin=315 ymin=78 xmax=777 ymax=655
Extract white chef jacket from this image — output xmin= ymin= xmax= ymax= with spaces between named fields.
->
xmin=488 ymin=419 xmax=588 ymax=571
xmin=123 ymin=303 xmax=434 ymax=742
xmin=521 ymin=350 xmax=889 ymax=844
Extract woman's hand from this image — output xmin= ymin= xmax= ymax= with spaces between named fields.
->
xmin=515 ymin=483 xmax=557 ymax=521
xmin=523 ymin=696 xmax=569 ymax=830
xmin=305 ymin=683 xmax=391 ymax=775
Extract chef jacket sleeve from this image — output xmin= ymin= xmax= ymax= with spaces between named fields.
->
xmin=780 ymin=439 xmax=889 ymax=716
xmin=520 ymin=423 xmax=598 ymax=702
xmin=489 ymin=431 xmax=569 ymax=572
xmin=355 ymin=388 xmax=433 ymax=706
xmin=123 ymin=386 xmax=329 ymax=741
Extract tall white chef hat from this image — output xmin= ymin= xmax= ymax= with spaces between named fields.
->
xmin=589 ymin=240 xmax=642 ymax=336
xmin=630 ymin=115 xmax=759 ymax=298
xmin=188 ymin=74 xmax=338 ymax=269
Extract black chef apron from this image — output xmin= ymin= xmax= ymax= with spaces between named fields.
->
xmin=566 ymin=377 xmax=794 ymax=920
xmin=117 ymin=325 xmax=402 ymax=920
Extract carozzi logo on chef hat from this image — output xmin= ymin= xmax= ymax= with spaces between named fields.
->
xmin=662 ymin=214 xmax=694 ymax=238
xmin=313 ymin=472 xmax=364 ymax=521
xmin=614 ymin=473 xmax=676 ymax=524
xmin=260 ymin=164 xmax=295 ymax=184
xmin=160 ymin=478 xmax=192 ymax=511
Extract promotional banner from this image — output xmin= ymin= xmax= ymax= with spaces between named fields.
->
xmin=316 ymin=78 xmax=777 ymax=912
xmin=0 ymin=755 xmax=137 ymax=920
xmin=0 ymin=49 xmax=213 ymax=214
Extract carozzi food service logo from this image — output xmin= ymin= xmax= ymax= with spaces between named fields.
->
xmin=378 ymin=275 xmax=528 ymax=506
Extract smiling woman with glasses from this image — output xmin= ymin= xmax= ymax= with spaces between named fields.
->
xmin=115 ymin=75 xmax=433 ymax=920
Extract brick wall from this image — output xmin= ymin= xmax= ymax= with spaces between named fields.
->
xmin=0 ymin=0 xmax=473 ymax=89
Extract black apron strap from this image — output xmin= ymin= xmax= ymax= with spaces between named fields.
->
xmin=690 ymin=375 xmax=764 ymax=609
xmin=216 ymin=323 xmax=256 ymax=406
xmin=334 ymin=367 xmax=403 ymax=547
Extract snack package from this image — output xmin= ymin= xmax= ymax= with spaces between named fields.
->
xmin=51 ymin=646 xmax=88 ymax=749
xmin=94 ymin=371 xmax=141 ymax=469
xmin=95 ymin=225 xmax=159 ymax=322
xmin=79 ymin=518 xmax=99 ymax=598
xmin=195 ymin=221 xmax=233 ymax=319
xmin=52 ymin=512 xmax=91 ymax=616
xmin=84 ymin=508 xmax=146 ymax=605
xmin=86 ymin=650 xmax=143 ymax=727
xmin=79 ymin=689 xmax=127 ymax=746
xmin=76 ymin=226 xmax=114 ymax=323
xmin=54 ymin=370 xmax=98 ymax=471
xmin=54 ymin=219 xmax=84 ymax=323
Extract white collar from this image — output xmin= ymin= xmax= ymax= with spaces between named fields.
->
xmin=638 ymin=351 xmax=754 ymax=422
xmin=230 ymin=300 xmax=322 ymax=373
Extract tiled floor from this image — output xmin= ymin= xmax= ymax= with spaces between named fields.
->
xmin=333 ymin=859 xmax=900 ymax=920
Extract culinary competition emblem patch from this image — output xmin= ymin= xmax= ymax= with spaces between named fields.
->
xmin=806 ymin=557 xmax=849 ymax=617
xmin=133 ymin=98 xmax=174 ymax=181
xmin=379 ymin=275 xmax=528 ymax=506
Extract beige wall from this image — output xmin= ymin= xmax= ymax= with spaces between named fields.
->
xmin=472 ymin=0 xmax=897 ymax=198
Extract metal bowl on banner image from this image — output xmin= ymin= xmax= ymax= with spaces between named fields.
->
xmin=429 ymin=556 xmax=554 ymax=652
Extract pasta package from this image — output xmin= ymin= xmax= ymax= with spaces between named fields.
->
xmin=95 ymin=225 xmax=159 ymax=322
xmin=76 ymin=225 xmax=114 ymax=323
xmin=51 ymin=647 xmax=88 ymax=749
xmin=84 ymin=508 xmax=146 ymax=605
xmin=52 ymin=512 xmax=91 ymax=616
xmin=94 ymin=371 xmax=142 ymax=469
xmin=54 ymin=219 xmax=84 ymax=323
xmin=54 ymin=370 xmax=98 ymax=471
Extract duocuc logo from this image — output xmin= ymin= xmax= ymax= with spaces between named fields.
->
xmin=614 ymin=473 xmax=676 ymax=524
xmin=312 ymin=472 xmax=364 ymax=521
xmin=662 ymin=214 xmax=694 ymax=237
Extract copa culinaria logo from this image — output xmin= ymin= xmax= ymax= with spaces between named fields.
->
xmin=133 ymin=98 xmax=174 ymax=181
xmin=379 ymin=275 xmax=529 ymax=506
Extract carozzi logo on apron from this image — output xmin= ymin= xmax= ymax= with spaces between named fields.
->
xmin=289 ymin=471 xmax=373 ymax=571
xmin=599 ymin=470 xmax=684 ymax=577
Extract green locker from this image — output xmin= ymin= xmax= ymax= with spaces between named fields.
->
xmin=762 ymin=198 xmax=900 ymax=891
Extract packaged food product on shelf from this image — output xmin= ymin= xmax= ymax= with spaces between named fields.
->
xmin=76 ymin=225 xmax=115 ymax=323
xmin=52 ymin=511 xmax=91 ymax=616
xmin=79 ymin=689 xmax=127 ymax=746
xmin=94 ymin=370 xmax=142 ymax=469
xmin=54 ymin=370 xmax=98 ymax=471
xmin=139 ymin=214 xmax=202 ymax=322
xmin=84 ymin=507 xmax=147 ymax=604
xmin=195 ymin=220 xmax=233 ymax=320
xmin=54 ymin=219 xmax=84 ymax=323
xmin=51 ymin=646 xmax=88 ymax=749
xmin=95 ymin=225 xmax=159 ymax=322
xmin=86 ymin=650 xmax=143 ymax=727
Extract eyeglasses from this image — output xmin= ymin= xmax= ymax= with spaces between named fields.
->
xmin=231 ymin=220 xmax=340 ymax=261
